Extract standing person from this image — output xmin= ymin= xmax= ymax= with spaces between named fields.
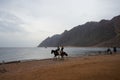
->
xmin=113 ymin=47 xmax=117 ymax=53
xmin=107 ymin=48 xmax=112 ymax=54
xmin=61 ymin=46 xmax=64 ymax=52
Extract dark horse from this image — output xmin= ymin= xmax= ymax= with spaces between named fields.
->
xmin=51 ymin=50 xmax=68 ymax=59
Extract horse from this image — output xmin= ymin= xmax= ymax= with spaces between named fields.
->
xmin=51 ymin=50 xmax=59 ymax=58
xmin=51 ymin=50 xmax=68 ymax=59
xmin=60 ymin=51 xmax=68 ymax=59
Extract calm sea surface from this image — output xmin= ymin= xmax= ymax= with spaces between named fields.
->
xmin=0 ymin=47 xmax=120 ymax=63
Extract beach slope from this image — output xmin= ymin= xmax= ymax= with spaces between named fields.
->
xmin=0 ymin=54 xmax=120 ymax=80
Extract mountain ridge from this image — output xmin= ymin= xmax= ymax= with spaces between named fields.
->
xmin=38 ymin=15 xmax=120 ymax=47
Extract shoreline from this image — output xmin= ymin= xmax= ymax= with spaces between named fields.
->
xmin=0 ymin=53 xmax=102 ymax=65
xmin=0 ymin=53 xmax=120 ymax=80
xmin=0 ymin=51 xmax=118 ymax=65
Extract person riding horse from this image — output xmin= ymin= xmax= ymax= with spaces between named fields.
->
xmin=51 ymin=46 xmax=68 ymax=59
xmin=60 ymin=46 xmax=64 ymax=53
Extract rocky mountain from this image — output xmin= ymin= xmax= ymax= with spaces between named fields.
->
xmin=38 ymin=34 xmax=62 ymax=47
xmin=38 ymin=15 xmax=120 ymax=47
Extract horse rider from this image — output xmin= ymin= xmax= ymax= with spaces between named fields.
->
xmin=56 ymin=46 xmax=60 ymax=54
xmin=61 ymin=46 xmax=64 ymax=52
xmin=56 ymin=46 xmax=60 ymax=51
xmin=60 ymin=46 xmax=64 ymax=55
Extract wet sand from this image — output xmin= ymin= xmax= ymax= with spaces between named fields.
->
xmin=0 ymin=53 xmax=120 ymax=80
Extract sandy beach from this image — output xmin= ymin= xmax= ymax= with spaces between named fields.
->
xmin=0 ymin=53 xmax=120 ymax=80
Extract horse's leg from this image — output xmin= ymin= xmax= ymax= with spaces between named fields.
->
xmin=52 ymin=54 xmax=56 ymax=60
xmin=57 ymin=54 xmax=59 ymax=58
xmin=54 ymin=55 xmax=57 ymax=60
xmin=53 ymin=56 xmax=56 ymax=60
xmin=60 ymin=55 xmax=64 ymax=60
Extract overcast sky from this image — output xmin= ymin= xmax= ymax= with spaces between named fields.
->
xmin=0 ymin=0 xmax=120 ymax=47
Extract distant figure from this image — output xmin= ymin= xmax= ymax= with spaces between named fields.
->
xmin=113 ymin=47 xmax=117 ymax=53
xmin=107 ymin=48 xmax=112 ymax=54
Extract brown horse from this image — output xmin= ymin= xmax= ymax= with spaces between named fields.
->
xmin=60 ymin=51 xmax=68 ymax=58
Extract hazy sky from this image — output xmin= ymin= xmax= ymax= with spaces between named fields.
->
xmin=0 ymin=0 xmax=120 ymax=47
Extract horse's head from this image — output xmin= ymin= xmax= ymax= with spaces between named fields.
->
xmin=51 ymin=50 xmax=54 ymax=54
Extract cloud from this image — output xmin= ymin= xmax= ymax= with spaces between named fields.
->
xmin=0 ymin=0 xmax=120 ymax=47
xmin=0 ymin=11 xmax=24 ymax=32
xmin=0 ymin=11 xmax=51 ymax=47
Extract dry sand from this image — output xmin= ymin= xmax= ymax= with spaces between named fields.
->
xmin=0 ymin=54 xmax=120 ymax=80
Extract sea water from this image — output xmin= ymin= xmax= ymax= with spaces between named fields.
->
xmin=0 ymin=47 xmax=119 ymax=63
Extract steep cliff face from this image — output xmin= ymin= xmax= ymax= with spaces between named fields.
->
xmin=95 ymin=15 xmax=120 ymax=47
xmin=38 ymin=34 xmax=61 ymax=47
xmin=38 ymin=15 xmax=120 ymax=47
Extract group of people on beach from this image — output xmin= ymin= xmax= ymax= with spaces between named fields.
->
xmin=106 ymin=47 xmax=117 ymax=54
xmin=54 ymin=46 xmax=118 ymax=56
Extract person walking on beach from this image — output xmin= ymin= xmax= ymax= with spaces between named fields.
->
xmin=113 ymin=47 xmax=117 ymax=53
xmin=107 ymin=48 xmax=112 ymax=54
